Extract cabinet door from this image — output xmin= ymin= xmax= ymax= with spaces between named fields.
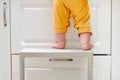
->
xmin=89 ymin=0 xmax=111 ymax=54
xmin=0 ymin=0 xmax=11 ymax=80
xmin=12 ymin=55 xmax=111 ymax=80
xmin=11 ymin=0 xmax=111 ymax=54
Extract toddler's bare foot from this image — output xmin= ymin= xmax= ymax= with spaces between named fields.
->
xmin=52 ymin=33 xmax=66 ymax=49
xmin=79 ymin=32 xmax=93 ymax=50
xmin=81 ymin=44 xmax=94 ymax=50
xmin=52 ymin=41 xmax=65 ymax=49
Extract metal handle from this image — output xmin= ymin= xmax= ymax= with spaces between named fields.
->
xmin=49 ymin=58 xmax=73 ymax=62
xmin=3 ymin=2 xmax=7 ymax=27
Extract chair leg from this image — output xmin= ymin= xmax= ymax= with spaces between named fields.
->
xmin=20 ymin=54 xmax=25 ymax=80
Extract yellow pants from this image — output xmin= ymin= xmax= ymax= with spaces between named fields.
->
xmin=53 ymin=0 xmax=92 ymax=35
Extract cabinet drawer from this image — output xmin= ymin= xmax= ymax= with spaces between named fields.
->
xmin=24 ymin=56 xmax=88 ymax=80
xmin=25 ymin=57 xmax=87 ymax=69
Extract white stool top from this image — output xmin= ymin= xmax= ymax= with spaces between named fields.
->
xmin=20 ymin=48 xmax=92 ymax=54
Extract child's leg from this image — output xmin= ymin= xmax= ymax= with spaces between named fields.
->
xmin=80 ymin=33 xmax=93 ymax=50
xmin=70 ymin=0 xmax=92 ymax=34
xmin=69 ymin=0 xmax=93 ymax=50
xmin=53 ymin=0 xmax=70 ymax=49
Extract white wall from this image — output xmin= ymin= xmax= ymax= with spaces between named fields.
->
xmin=112 ymin=0 xmax=120 ymax=80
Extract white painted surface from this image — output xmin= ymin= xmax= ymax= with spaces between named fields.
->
xmin=12 ymin=55 xmax=111 ymax=80
xmin=11 ymin=0 xmax=111 ymax=54
xmin=0 ymin=0 xmax=11 ymax=80
xmin=112 ymin=0 xmax=120 ymax=80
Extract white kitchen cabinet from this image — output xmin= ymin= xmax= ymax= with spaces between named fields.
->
xmin=0 ymin=0 xmax=11 ymax=80
xmin=11 ymin=0 xmax=111 ymax=54
xmin=12 ymin=55 xmax=111 ymax=80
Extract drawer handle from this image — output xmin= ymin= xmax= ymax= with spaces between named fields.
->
xmin=49 ymin=58 xmax=73 ymax=62
xmin=3 ymin=2 xmax=7 ymax=27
